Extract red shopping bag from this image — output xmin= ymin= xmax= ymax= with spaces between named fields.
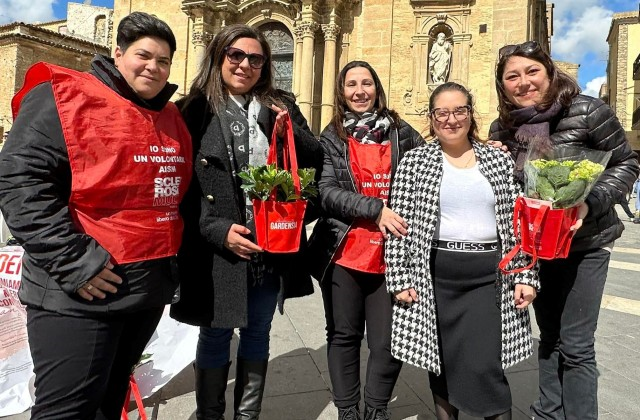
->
xmin=252 ymin=115 xmax=307 ymax=253
xmin=121 ymin=375 xmax=147 ymax=420
xmin=499 ymin=197 xmax=578 ymax=274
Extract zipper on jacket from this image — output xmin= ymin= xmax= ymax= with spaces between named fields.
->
xmin=319 ymin=141 xmax=356 ymax=283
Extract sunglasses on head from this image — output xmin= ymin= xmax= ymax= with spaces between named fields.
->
xmin=498 ymin=41 xmax=541 ymax=60
xmin=223 ymin=46 xmax=267 ymax=69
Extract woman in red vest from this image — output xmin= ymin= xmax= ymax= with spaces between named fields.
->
xmin=170 ymin=24 xmax=323 ymax=420
xmin=0 ymin=13 xmax=191 ymax=420
xmin=307 ymin=61 xmax=423 ymax=420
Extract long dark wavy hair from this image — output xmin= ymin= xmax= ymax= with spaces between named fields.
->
xmin=428 ymin=82 xmax=481 ymax=141
xmin=330 ymin=60 xmax=401 ymax=142
xmin=180 ymin=24 xmax=284 ymax=113
xmin=495 ymin=44 xmax=580 ymax=126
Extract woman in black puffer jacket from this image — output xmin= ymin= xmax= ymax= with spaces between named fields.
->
xmin=307 ymin=61 xmax=423 ymax=420
xmin=489 ymin=41 xmax=639 ymax=420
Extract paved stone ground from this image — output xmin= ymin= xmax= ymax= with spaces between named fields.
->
xmin=4 ymin=199 xmax=640 ymax=419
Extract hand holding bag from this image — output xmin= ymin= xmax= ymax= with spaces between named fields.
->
xmin=252 ymin=115 xmax=307 ymax=253
xmin=499 ymin=196 xmax=578 ymax=274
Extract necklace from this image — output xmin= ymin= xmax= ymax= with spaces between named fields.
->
xmin=444 ymin=149 xmax=475 ymax=168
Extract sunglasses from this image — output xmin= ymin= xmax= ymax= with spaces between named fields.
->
xmin=498 ymin=41 xmax=541 ymax=60
xmin=431 ymin=106 xmax=471 ymax=122
xmin=224 ymin=46 xmax=267 ymax=69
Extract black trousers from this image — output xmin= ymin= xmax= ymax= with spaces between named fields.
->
xmin=26 ymin=306 xmax=164 ymax=420
xmin=321 ymin=264 xmax=403 ymax=409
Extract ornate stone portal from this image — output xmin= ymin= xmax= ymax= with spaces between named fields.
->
xmin=404 ymin=3 xmax=473 ymax=116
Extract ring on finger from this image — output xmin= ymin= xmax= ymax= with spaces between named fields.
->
xmin=86 ymin=284 xmax=94 ymax=292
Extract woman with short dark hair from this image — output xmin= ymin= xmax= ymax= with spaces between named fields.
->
xmin=0 ymin=12 xmax=190 ymax=420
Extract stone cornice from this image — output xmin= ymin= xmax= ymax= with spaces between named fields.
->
xmin=0 ymin=23 xmax=109 ymax=53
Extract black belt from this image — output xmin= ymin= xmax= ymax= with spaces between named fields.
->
xmin=432 ymin=240 xmax=498 ymax=253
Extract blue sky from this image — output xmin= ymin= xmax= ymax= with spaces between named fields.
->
xmin=2 ymin=0 xmax=638 ymax=97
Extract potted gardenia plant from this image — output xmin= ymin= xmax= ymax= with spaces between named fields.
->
xmin=239 ymin=163 xmax=317 ymax=253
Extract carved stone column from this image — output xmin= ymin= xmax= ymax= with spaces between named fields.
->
xmin=298 ymin=21 xmax=319 ymax=121
xmin=292 ymin=25 xmax=304 ymax=97
xmin=320 ymin=23 xmax=341 ymax=129
xmin=182 ymin=2 xmax=217 ymax=86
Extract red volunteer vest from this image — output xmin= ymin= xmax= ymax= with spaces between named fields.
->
xmin=333 ymin=137 xmax=392 ymax=274
xmin=12 ymin=62 xmax=192 ymax=264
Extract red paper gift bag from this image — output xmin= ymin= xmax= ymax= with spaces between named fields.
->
xmin=252 ymin=115 xmax=307 ymax=253
xmin=499 ymin=197 xmax=578 ymax=274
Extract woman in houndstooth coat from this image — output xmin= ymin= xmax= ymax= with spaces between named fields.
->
xmin=385 ymin=82 xmax=539 ymax=420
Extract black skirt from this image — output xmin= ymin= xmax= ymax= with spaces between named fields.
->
xmin=428 ymin=241 xmax=511 ymax=417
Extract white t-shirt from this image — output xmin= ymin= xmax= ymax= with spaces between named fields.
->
xmin=435 ymin=154 xmax=498 ymax=242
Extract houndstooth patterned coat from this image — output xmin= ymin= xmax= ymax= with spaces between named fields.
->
xmin=385 ymin=139 xmax=539 ymax=374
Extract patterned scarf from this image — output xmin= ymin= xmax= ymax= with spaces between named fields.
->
xmin=219 ymin=95 xmax=269 ymax=282
xmin=343 ymin=111 xmax=392 ymax=144
xmin=508 ymin=102 xmax=563 ymax=180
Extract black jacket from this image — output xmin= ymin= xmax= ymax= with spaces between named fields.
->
xmin=170 ymin=92 xmax=323 ymax=328
xmin=307 ymin=120 xmax=424 ymax=282
xmin=0 ymin=55 xmax=181 ymax=316
xmin=489 ymin=94 xmax=640 ymax=252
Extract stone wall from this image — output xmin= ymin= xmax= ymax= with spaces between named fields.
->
xmin=0 ymin=24 xmax=108 ymax=133
xmin=115 ymin=0 xmax=550 ymax=135
xmin=555 ymin=61 xmax=579 ymax=81
xmin=67 ymin=2 xmax=113 ymax=45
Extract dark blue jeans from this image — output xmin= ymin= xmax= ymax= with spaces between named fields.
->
xmin=195 ymin=273 xmax=279 ymax=368
xmin=531 ymin=248 xmax=610 ymax=420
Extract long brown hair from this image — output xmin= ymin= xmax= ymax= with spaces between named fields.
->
xmin=330 ymin=60 xmax=400 ymax=142
xmin=180 ymin=24 xmax=284 ymax=113
xmin=495 ymin=42 xmax=580 ymax=125
xmin=428 ymin=82 xmax=481 ymax=141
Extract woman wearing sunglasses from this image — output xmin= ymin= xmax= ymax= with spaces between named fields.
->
xmin=489 ymin=41 xmax=639 ymax=420
xmin=170 ymin=24 xmax=322 ymax=420
xmin=386 ymin=82 xmax=538 ymax=420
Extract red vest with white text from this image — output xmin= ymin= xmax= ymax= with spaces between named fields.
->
xmin=12 ymin=62 xmax=192 ymax=264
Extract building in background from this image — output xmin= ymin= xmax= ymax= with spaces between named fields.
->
xmin=0 ymin=2 xmax=112 ymax=136
xmin=110 ymin=0 xmax=553 ymax=134
xmin=606 ymin=10 xmax=640 ymax=151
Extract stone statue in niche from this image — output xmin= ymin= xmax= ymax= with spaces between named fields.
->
xmin=428 ymin=32 xmax=452 ymax=84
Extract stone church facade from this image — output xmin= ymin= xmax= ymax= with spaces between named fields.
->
xmin=113 ymin=0 xmax=553 ymax=135
xmin=0 ymin=2 xmax=112 ymax=138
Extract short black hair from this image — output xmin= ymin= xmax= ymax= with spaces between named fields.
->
xmin=116 ymin=12 xmax=177 ymax=58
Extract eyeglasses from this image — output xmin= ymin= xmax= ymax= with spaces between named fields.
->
xmin=430 ymin=106 xmax=471 ymax=122
xmin=223 ymin=46 xmax=267 ymax=69
xmin=498 ymin=41 xmax=541 ymax=60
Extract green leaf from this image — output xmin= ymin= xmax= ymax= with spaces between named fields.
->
xmin=238 ymin=164 xmax=318 ymax=202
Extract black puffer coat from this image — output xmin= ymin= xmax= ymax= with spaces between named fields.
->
xmin=489 ymin=94 xmax=639 ymax=252
xmin=307 ymin=121 xmax=424 ymax=282
xmin=170 ymin=92 xmax=323 ymax=328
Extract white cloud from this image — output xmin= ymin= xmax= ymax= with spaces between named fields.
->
xmin=551 ymin=6 xmax=612 ymax=63
xmin=0 ymin=0 xmax=56 ymax=25
xmin=583 ymin=75 xmax=607 ymax=98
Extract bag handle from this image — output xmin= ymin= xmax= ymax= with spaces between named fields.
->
xmin=499 ymin=196 xmax=547 ymax=274
xmin=121 ymin=375 xmax=147 ymax=420
xmin=267 ymin=114 xmax=301 ymax=197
